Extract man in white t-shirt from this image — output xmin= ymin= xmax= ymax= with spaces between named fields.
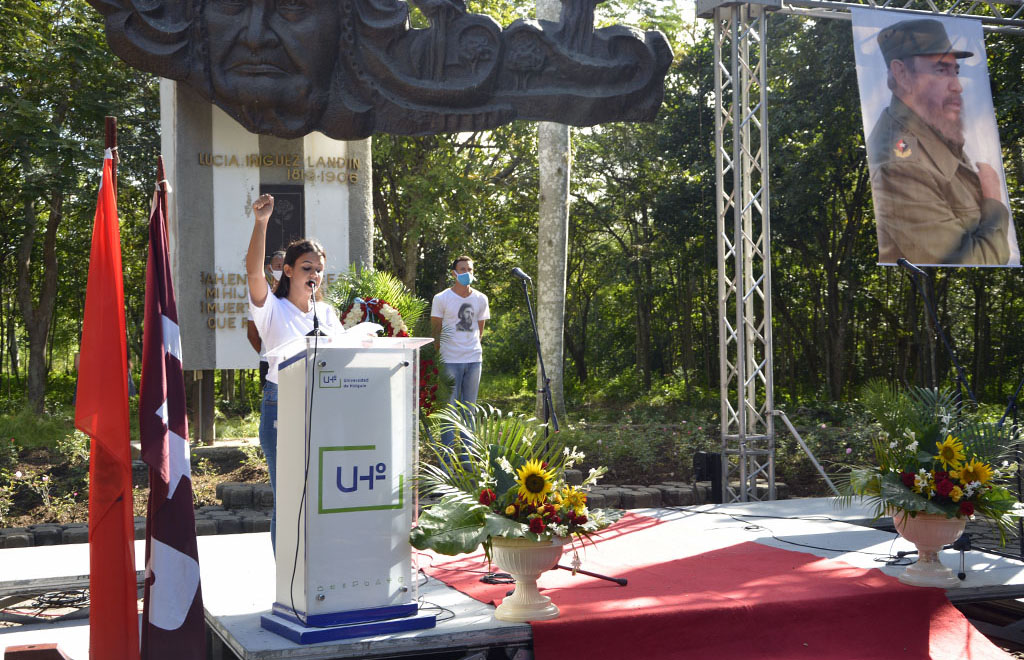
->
xmin=431 ymin=255 xmax=490 ymax=414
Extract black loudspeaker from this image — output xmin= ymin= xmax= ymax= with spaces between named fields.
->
xmin=693 ymin=451 xmax=723 ymax=504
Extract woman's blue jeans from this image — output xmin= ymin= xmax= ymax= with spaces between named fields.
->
xmin=259 ymin=381 xmax=278 ymax=553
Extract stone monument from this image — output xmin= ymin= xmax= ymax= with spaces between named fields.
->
xmin=88 ymin=0 xmax=673 ymax=139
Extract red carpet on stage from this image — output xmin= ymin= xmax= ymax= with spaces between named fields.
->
xmin=421 ymin=513 xmax=1010 ymax=660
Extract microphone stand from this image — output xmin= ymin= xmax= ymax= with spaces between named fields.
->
xmin=511 ymin=272 xmax=627 ymax=589
xmin=305 ymin=281 xmax=326 ymax=337
xmin=516 ymin=274 xmax=559 ymax=436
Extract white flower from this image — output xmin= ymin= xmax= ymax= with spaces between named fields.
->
xmin=497 ymin=457 xmax=513 ymax=474
xmin=549 ymin=524 xmax=568 ymax=536
xmin=343 ymin=303 xmax=364 ymax=329
xmin=562 ymin=446 xmax=585 ymax=468
xmin=14 ymin=471 xmax=22 ymax=479
xmin=889 ymin=441 xmax=898 ymax=449
xmin=907 ymin=441 xmax=918 ymax=453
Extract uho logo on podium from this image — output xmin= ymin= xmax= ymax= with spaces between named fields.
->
xmin=317 ymin=445 xmax=404 ymax=514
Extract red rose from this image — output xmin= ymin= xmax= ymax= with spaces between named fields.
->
xmin=935 ymin=479 xmax=954 ymax=497
xmin=575 ymin=514 xmax=587 ymax=525
xmin=478 ymin=489 xmax=497 ymax=506
xmin=959 ymin=501 xmax=975 ymax=517
xmin=529 ymin=518 xmax=547 ymax=534
xmin=900 ymin=472 xmax=915 ymax=488
xmin=934 ymin=471 xmax=948 ymax=482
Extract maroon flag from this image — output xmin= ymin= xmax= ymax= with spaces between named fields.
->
xmin=139 ymin=159 xmax=206 ymax=660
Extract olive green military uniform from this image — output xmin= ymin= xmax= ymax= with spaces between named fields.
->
xmin=868 ymin=99 xmax=1009 ymax=267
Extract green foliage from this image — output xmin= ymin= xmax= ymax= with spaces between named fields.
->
xmin=412 ymin=404 xmax=616 ymax=556
xmin=326 ymin=267 xmax=430 ymax=333
xmin=838 ymin=382 xmax=1019 ymax=543
xmin=12 ymin=469 xmax=82 ymax=523
xmin=56 ymin=429 xmax=89 ymax=466
xmin=0 ymin=476 xmax=13 ymax=526
xmin=239 ymin=444 xmax=266 ymax=472
xmin=0 ymin=406 xmax=75 ymax=449
xmin=215 ymin=412 xmax=260 ymax=440
xmin=0 ymin=436 xmax=18 ymax=472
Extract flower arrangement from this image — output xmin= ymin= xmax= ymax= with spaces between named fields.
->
xmin=410 ymin=404 xmax=620 ymax=558
xmin=342 ymin=297 xmax=410 ymax=336
xmin=839 ymin=382 xmax=1018 ymax=543
xmin=418 ymin=357 xmax=440 ymax=415
xmin=326 ymin=268 xmax=440 ymax=419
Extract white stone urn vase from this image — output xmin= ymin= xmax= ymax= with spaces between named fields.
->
xmin=491 ymin=536 xmax=567 ymax=622
xmin=893 ymin=511 xmax=967 ymax=588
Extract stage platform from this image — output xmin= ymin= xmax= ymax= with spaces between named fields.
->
xmin=3 ymin=497 xmax=1024 ymax=659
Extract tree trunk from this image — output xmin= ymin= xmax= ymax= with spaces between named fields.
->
xmin=536 ymin=120 xmax=569 ymax=423
xmin=564 ymin=294 xmax=589 ymax=383
xmin=633 ymin=256 xmax=652 ymax=391
xmin=535 ymin=108 xmax=569 ymax=422
xmin=16 ymin=188 xmax=62 ymax=413
xmin=5 ymin=302 xmax=18 ymax=381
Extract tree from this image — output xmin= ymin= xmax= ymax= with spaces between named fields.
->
xmin=0 ymin=0 xmax=158 ymax=410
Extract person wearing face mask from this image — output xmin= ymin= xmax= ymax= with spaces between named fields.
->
xmin=246 ymin=194 xmax=340 ymax=552
xmin=247 ymin=250 xmax=286 ymax=387
xmin=431 ymin=256 xmax=490 ymax=420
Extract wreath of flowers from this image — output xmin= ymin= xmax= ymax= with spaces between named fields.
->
xmin=341 ymin=297 xmax=410 ymax=337
xmin=341 ymin=297 xmax=440 ymax=414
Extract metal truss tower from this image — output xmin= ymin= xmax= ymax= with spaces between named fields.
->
xmin=697 ymin=0 xmax=1024 ymax=503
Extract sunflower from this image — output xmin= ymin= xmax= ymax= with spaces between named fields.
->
xmin=955 ymin=458 xmax=993 ymax=485
xmin=559 ymin=486 xmax=587 ymax=514
xmin=934 ymin=435 xmax=966 ymax=469
xmin=516 ymin=459 xmax=554 ymax=506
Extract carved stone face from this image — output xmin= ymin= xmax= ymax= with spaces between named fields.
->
xmin=203 ymin=0 xmax=340 ymax=136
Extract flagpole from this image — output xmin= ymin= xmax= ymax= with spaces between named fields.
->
xmin=105 ymin=116 xmax=118 ymax=194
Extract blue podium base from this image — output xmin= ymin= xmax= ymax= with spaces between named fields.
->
xmin=260 ymin=603 xmax=436 ymax=644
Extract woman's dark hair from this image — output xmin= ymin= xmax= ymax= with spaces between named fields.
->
xmin=274 ymin=238 xmax=327 ymax=299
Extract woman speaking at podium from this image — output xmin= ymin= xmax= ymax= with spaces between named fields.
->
xmin=246 ymin=193 xmax=340 ymax=552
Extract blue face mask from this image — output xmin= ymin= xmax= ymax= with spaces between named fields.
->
xmin=456 ymin=272 xmax=475 ymax=286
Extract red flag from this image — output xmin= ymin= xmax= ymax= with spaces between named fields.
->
xmin=140 ymin=161 xmax=206 ymax=659
xmin=75 ymin=149 xmax=140 ymax=660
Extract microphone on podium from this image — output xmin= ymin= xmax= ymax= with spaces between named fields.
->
xmin=306 ymin=280 xmax=327 ymax=337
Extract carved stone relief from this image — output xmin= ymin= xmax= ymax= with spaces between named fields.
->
xmin=88 ymin=0 xmax=673 ymax=138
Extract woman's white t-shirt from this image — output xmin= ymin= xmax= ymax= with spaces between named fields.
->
xmin=248 ymin=290 xmax=340 ymax=384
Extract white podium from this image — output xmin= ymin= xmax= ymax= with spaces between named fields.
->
xmin=260 ymin=335 xmax=436 ymax=643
